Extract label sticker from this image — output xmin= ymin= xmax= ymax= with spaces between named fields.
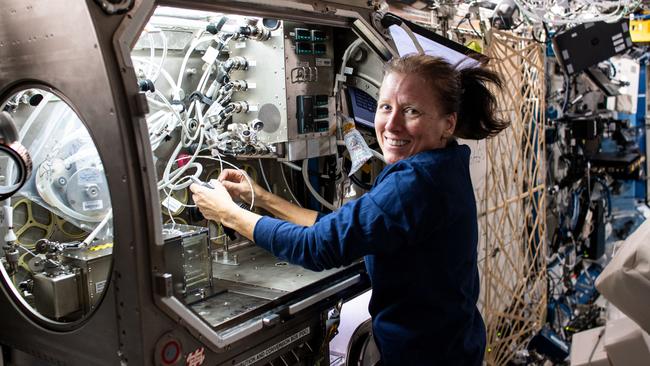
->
xmin=235 ymin=42 xmax=247 ymax=49
xmin=186 ymin=347 xmax=205 ymax=366
xmin=234 ymin=327 xmax=310 ymax=366
xmin=78 ymin=169 xmax=102 ymax=184
xmin=83 ymin=200 xmax=104 ymax=211
xmin=162 ymin=196 xmax=183 ymax=214
xmin=315 ymin=58 xmax=331 ymax=67
xmin=297 ymin=61 xmax=310 ymax=68
xmin=201 ymin=46 xmax=219 ymax=64
xmin=95 ymin=280 xmax=106 ymax=294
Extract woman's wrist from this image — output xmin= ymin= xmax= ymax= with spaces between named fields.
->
xmin=253 ymin=187 xmax=272 ymax=210
xmin=221 ymin=202 xmax=245 ymax=228
xmin=223 ymin=205 xmax=262 ymax=241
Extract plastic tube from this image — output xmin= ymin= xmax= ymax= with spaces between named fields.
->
xmin=150 ymin=28 xmax=168 ymax=83
xmin=302 ymin=159 xmax=336 ymax=211
xmin=258 ymin=159 xmax=272 ymax=192
xmin=280 ymin=162 xmax=302 ymax=207
xmin=194 ymin=155 xmax=255 ymax=210
xmin=133 ymin=57 xmax=178 ymax=91
xmin=174 ymin=36 xmax=214 ymax=100
xmin=159 ymin=125 xmax=205 ymax=190
xmin=82 ymin=210 xmax=112 ymax=247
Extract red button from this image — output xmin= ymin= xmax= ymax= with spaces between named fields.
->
xmin=161 ymin=340 xmax=181 ymax=364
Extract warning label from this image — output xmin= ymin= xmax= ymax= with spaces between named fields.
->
xmin=234 ymin=327 xmax=310 ymax=366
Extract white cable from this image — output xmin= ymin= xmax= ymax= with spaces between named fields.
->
xmin=282 ymin=161 xmax=302 ymax=172
xmin=147 ymin=32 xmax=156 ymax=78
xmin=194 ymin=155 xmax=255 ymax=210
xmin=150 ymin=28 xmax=168 ymax=83
xmin=133 ymin=57 xmax=178 ymax=91
xmin=279 ymin=162 xmax=302 ymax=207
xmin=399 ymin=22 xmax=424 ymax=55
xmin=258 ymin=159 xmax=272 ymax=192
xmin=17 ymin=244 xmax=37 ymax=257
xmin=175 ymin=35 xmax=214 ymax=100
xmin=302 ymin=159 xmax=337 ymax=211
xmin=165 ymin=188 xmax=176 ymax=225
xmin=159 ymin=124 xmax=205 ymax=190
xmin=82 ymin=210 xmax=112 ymax=247
xmin=370 ymin=149 xmax=386 ymax=163
xmin=513 ymin=0 xmax=640 ymax=25
xmin=282 ymin=161 xmax=335 ymax=180
xmin=333 ymin=38 xmax=364 ymax=96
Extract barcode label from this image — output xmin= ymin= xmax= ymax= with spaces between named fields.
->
xmin=83 ymin=200 xmax=103 ymax=211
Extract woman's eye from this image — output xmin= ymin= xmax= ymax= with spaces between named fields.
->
xmin=404 ymin=107 xmax=420 ymax=116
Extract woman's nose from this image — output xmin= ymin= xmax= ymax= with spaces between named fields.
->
xmin=384 ymin=111 xmax=403 ymax=132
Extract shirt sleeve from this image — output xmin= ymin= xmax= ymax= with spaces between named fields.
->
xmin=253 ymin=166 xmax=443 ymax=271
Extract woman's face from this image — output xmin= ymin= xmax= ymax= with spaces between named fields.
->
xmin=374 ymin=72 xmax=456 ymax=164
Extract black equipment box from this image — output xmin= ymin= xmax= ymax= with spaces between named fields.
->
xmin=552 ymin=19 xmax=633 ymax=75
xmin=588 ymin=152 xmax=645 ymax=180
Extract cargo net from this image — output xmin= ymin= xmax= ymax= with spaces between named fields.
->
xmin=477 ymin=29 xmax=547 ymax=365
xmin=513 ymin=0 xmax=641 ymax=25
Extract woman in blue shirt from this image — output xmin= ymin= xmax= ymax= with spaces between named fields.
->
xmin=191 ymin=54 xmax=509 ymax=365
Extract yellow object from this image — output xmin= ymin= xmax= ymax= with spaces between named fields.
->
xmin=630 ymin=18 xmax=650 ymax=43
xmin=12 ymin=198 xmax=56 ymax=247
xmin=89 ymin=243 xmax=113 ymax=251
xmin=55 ymin=215 xmax=88 ymax=239
xmin=466 ymin=40 xmax=482 ymax=54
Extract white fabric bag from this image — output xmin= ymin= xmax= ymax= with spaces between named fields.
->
xmin=595 ymin=219 xmax=650 ymax=333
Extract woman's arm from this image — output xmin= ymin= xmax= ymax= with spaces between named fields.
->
xmin=193 ymin=166 xmax=432 ymax=271
xmin=217 ymin=169 xmax=319 ymax=226
xmin=254 ymin=188 xmax=319 ymax=226
xmin=190 ymin=181 xmax=261 ymax=241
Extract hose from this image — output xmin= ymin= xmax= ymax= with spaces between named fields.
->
xmin=302 ymin=159 xmax=336 ymax=211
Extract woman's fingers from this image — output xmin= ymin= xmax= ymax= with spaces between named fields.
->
xmin=190 ymin=181 xmax=237 ymax=221
xmin=218 ymin=168 xmax=245 ymax=183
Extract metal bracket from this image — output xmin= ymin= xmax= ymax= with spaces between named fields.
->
xmin=312 ymin=2 xmax=337 ymax=15
xmin=93 ymin=0 xmax=134 ymax=15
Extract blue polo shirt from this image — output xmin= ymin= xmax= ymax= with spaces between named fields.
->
xmin=254 ymin=142 xmax=485 ymax=365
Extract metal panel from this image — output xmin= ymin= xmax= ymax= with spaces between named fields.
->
xmin=0 ymin=0 xmax=151 ymax=364
xmin=62 ymin=247 xmax=113 ymax=311
xmin=32 ymin=272 xmax=81 ymax=319
xmin=0 ymin=1 xmax=385 ymax=364
xmin=229 ymin=22 xmax=289 ymax=144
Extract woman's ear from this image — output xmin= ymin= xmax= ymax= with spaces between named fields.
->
xmin=444 ymin=112 xmax=457 ymax=138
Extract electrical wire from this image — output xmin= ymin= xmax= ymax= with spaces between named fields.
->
xmin=282 ymin=161 xmax=302 ymax=172
xmin=151 ymin=28 xmax=168 ymax=84
xmin=513 ymin=0 xmax=641 ymax=25
xmin=258 ymin=159 xmax=272 ymax=192
xmin=82 ymin=210 xmax=112 ymax=247
xmin=174 ymin=35 xmax=214 ymax=100
xmin=193 ymin=154 xmax=256 ymax=210
xmin=302 ymin=159 xmax=336 ymax=211
xmin=279 ymin=162 xmax=302 ymax=207
xmin=17 ymin=244 xmax=37 ymax=257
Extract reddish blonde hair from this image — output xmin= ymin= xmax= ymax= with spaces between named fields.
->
xmin=385 ymin=55 xmax=509 ymax=140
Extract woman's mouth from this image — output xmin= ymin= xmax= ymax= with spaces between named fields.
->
xmin=385 ymin=136 xmax=410 ymax=147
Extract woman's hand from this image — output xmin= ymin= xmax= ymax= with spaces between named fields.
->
xmin=217 ymin=169 xmax=265 ymax=205
xmin=190 ymin=180 xmax=239 ymax=223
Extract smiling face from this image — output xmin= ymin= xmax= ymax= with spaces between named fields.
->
xmin=374 ymin=72 xmax=457 ymax=164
